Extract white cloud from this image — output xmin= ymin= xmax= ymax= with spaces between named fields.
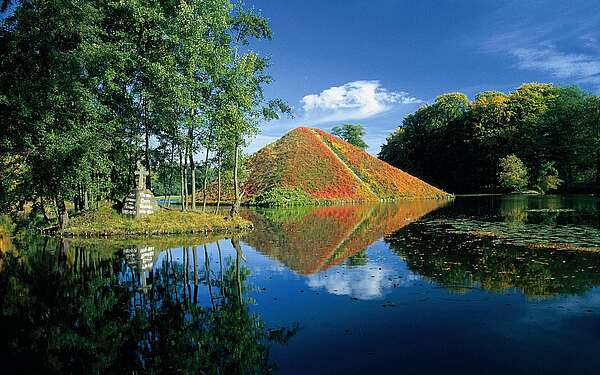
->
xmin=483 ymin=22 xmax=600 ymax=90
xmin=246 ymin=80 xmax=421 ymax=155
xmin=300 ymin=80 xmax=421 ymax=124
xmin=511 ymin=46 xmax=600 ymax=84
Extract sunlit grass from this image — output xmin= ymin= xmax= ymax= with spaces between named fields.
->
xmin=64 ymin=205 xmax=252 ymax=237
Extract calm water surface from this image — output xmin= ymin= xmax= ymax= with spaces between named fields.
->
xmin=2 ymin=195 xmax=600 ymax=374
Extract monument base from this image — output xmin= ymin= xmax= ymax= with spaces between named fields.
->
xmin=122 ymin=188 xmax=159 ymax=218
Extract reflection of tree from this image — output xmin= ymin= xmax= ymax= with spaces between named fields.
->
xmin=243 ymin=201 xmax=448 ymax=274
xmin=387 ymin=223 xmax=600 ymax=298
xmin=0 ymin=238 xmax=138 ymax=373
xmin=498 ymin=196 xmax=530 ymax=224
xmin=0 ymin=222 xmax=12 ymax=253
xmin=497 ymin=195 xmax=600 ymax=226
xmin=0 ymin=237 xmax=297 ymax=373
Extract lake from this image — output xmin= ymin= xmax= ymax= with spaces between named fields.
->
xmin=2 ymin=195 xmax=600 ymax=374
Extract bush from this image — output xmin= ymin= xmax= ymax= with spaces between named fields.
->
xmin=251 ymin=187 xmax=315 ymax=207
xmin=498 ymin=155 xmax=529 ymax=192
xmin=536 ymin=161 xmax=563 ymax=194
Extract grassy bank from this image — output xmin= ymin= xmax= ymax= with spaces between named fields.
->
xmin=63 ymin=206 xmax=252 ymax=237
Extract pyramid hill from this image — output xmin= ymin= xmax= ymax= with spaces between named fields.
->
xmin=238 ymin=127 xmax=450 ymax=205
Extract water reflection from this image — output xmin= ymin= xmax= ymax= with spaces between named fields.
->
xmin=388 ymin=224 xmax=600 ymax=297
xmin=386 ymin=195 xmax=600 ymax=297
xmin=3 ymin=196 xmax=600 ymax=373
xmin=0 ymin=235 xmax=297 ymax=373
xmin=242 ymin=200 xmax=449 ymax=275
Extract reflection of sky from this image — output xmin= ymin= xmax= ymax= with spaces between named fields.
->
xmin=234 ymin=237 xmax=425 ymax=300
xmin=306 ymin=257 xmax=419 ymax=300
xmin=127 ymin=231 xmax=600 ymax=374
xmin=152 ymin=238 xmax=425 ymax=301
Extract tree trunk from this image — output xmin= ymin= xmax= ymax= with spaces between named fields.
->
xmin=189 ymin=148 xmax=196 ymax=211
xmin=40 ymin=197 xmax=49 ymax=223
xmin=201 ymin=148 xmax=210 ymax=212
xmin=215 ymin=152 xmax=222 ymax=214
xmin=166 ymin=141 xmax=175 ymax=207
xmin=183 ymin=146 xmax=189 ymax=211
xmin=188 ymin=121 xmax=196 ymax=211
xmin=55 ymin=197 xmax=69 ymax=229
xmin=202 ymin=126 xmax=214 ymax=212
xmin=230 ymin=142 xmax=241 ymax=217
xmin=76 ymin=184 xmax=82 ymax=211
xmin=161 ymin=147 xmax=168 ymax=202
xmin=179 ymin=149 xmax=185 ymax=211
xmin=144 ymin=99 xmax=151 ymax=190
xmin=83 ymin=185 xmax=89 ymax=210
xmin=96 ymin=173 xmax=100 ymax=209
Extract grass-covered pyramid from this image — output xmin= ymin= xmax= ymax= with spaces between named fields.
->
xmin=243 ymin=127 xmax=450 ymax=206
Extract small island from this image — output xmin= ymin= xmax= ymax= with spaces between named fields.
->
xmin=62 ymin=162 xmax=251 ymax=237
xmin=63 ymin=205 xmax=252 ymax=237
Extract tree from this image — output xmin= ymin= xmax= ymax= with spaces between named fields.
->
xmin=468 ymin=91 xmax=514 ymax=188
xmin=379 ymin=84 xmax=599 ymax=193
xmin=379 ymin=93 xmax=470 ymax=191
xmin=498 ymin=155 xmax=529 ymax=192
xmin=538 ymin=86 xmax=593 ymax=187
xmin=507 ymin=83 xmax=558 ymax=177
xmin=0 ymin=0 xmax=109 ymax=227
xmin=219 ymin=7 xmax=292 ymax=217
xmin=535 ymin=161 xmax=562 ymax=194
xmin=1 ymin=0 xmax=288 ymax=223
xmin=332 ymin=124 xmax=368 ymax=149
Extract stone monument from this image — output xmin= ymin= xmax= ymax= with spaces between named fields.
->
xmin=122 ymin=161 xmax=159 ymax=218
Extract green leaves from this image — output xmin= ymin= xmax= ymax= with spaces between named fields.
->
xmin=498 ymin=154 xmax=529 ymax=192
xmin=379 ymin=83 xmax=599 ymax=193
xmin=1 ymin=0 xmax=285 ymax=215
xmin=232 ymin=7 xmax=273 ymax=45
xmin=332 ymin=124 xmax=368 ymax=150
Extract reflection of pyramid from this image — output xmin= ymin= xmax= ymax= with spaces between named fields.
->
xmin=243 ymin=201 xmax=448 ymax=274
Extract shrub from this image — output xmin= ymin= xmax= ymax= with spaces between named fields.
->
xmin=536 ymin=161 xmax=563 ymax=194
xmin=498 ymin=154 xmax=529 ymax=192
xmin=251 ymin=187 xmax=315 ymax=207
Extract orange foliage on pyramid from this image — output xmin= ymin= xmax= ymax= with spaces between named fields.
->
xmin=243 ymin=127 xmax=449 ymax=202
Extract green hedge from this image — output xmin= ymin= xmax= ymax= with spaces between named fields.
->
xmin=250 ymin=187 xmax=315 ymax=207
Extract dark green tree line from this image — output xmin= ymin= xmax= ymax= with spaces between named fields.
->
xmin=379 ymin=84 xmax=600 ymax=193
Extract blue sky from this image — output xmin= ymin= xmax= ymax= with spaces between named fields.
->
xmin=247 ymin=0 xmax=600 ymax=154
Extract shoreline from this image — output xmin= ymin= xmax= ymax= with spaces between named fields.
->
xmin=60 ymin=206 xmax=253 ymax=238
